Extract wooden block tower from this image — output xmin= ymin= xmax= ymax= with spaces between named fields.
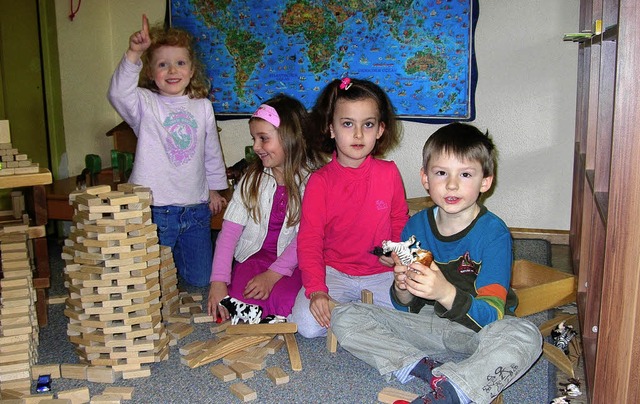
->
xmin=159 ymin=245 xmax=179 ymax=318
xmin=61 ymin=183 xmax=171 ymax=379
xmin=0 ymin=120 xmax=41 ymax=176
xmin=0 ymin=227 xmax=39 ymax=395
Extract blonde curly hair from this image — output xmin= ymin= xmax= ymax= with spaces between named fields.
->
xmin=139 ymin=25 xmax=210 ymax=99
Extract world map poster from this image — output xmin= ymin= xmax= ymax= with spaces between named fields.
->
xmin=170 ymin=0 xmax=477 ymax=121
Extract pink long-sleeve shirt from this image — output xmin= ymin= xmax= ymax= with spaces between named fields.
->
xmin=297 ymin=155 xmax=409 ymax=297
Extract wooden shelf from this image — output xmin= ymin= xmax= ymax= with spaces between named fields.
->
xmin=0 ymin=168 xmax=52 ymax=189
xmin=569 ymin=0 xmax=640 ymax=402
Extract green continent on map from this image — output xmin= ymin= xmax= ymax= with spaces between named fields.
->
xmin=225 ymin=27 xmax=265 ymax=98
xmin=280 ymin=1 xmax=344 ymax=74
xmin=189 ymin=0 xmax=264 ymax=98
xmin=405 ymin=50 xmax=447 ymax=81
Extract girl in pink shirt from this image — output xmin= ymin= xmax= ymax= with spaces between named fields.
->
xmin=291 ymin=78 xmax=409 ymax=337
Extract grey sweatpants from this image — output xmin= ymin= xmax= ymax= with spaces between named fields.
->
xmin=331 ymin=303 xmax=542 ymax=404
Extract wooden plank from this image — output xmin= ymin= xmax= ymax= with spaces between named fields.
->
xmin=187 ymin=335 xmax=272 ymax=368
xmin=0 ymin=168 xmax=52 ymax=188
xmin=377 ymin=387 xmax=419 ymax=404
xmin=266 ymin=366 xmax=289 ymax=385
xmin=210 ymin=363 xmax=236 ymax=382
xmin=228 ymin=362 xmax=254 ymax=380
xmin=229 ymin=382 xmax=256 ymax=402
xmin=361 ymin=289 xmax=373 ymax=304
xmin=225 ymin=322 xmax=297 ymax=335
xmin=101 ymin=387 xmax=134 ymax=400
xmin=542 ymin=341 xmax=575 ymax=378
xmin=326 ymin=299 xmax=338 ymax=353
xmin=283 ymin=333 xmax=302 ymax=371
xmin=56 ymin=387 xmax=90 ymax=403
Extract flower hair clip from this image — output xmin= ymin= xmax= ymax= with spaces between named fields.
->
xmin=339 ymin=77 xmax=352 ymax=90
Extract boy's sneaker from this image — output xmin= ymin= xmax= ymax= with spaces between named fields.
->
xmin=410 ymin=376 xmax=461 ymax=404
xmin=409 ymin=357 xmax=443 ymax=383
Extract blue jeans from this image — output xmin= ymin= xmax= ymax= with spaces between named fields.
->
xmin=151 ymin=203 xmax=212 ymax=287
xmin=331 ymin=303 xmax=542 ymax=403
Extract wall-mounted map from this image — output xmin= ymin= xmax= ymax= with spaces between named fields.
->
xmin=170 ymin=0 xmax=477 ymax=121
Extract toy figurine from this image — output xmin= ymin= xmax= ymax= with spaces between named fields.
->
xmin=380 ymin=235 xmax=433 ymax=267
xmin=551 ymin=321 xmax=577 ymax=355
xmin=218 ymin=295 xmax=263 ymax=325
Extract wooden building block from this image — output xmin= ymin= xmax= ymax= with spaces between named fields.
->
xmin=192 ymin=313 xmax=213 ymax=323
xmin=101 ymin=387 xmax=133 ymax=400
xmin=229 ymin=382 xmax=257 ymax=402
xmin=378 ymin=387 xmax=419 ymax=404
xmin=121 ymin=367 xmax=150 ymax=379
xmin=0 ymin=389 xmax=25 ymax=399
xmin=22 ymin=395 xmax=56 ymax=403
xmin=361 ymin=289 xmax=373 ymax=304
xmin=86 ymin=366 xmax=116 ymax=383
xmin=209 ymin=363 xmax=236 ymax=382
xmin=166 ymin=323 xmax=194 ymax=340
xmin=89 ymin=395 xmax=121 ymax=404
xmin=56 ymin=387 xmax=90 ymax=403
xmin=60 ymin=364 xmax=88 ymax=380
xmin=266 ymin=366 xmax=289 ymax=385
xmin=209 ymin=320 xmax=229 ymax=334
xmin=283 ymin=333 xmax=302 ymax=371
xmin=226 ymin=322 xmax=297 ymax=335
xmin=178 ymin=340 xmax=206 ymax=356
xmin=0 ymin=120 xmax=10 ymax=143
xmin=228 ymin=362 xmax=254 ymax=380
xmin=222 ymin=350 xmax=248 ymax=366
xmin=186 ymin=335 xmax=272 ymax=368
xmin=326 ymin=299 xmax=339 ymax=353
xmin=234 ymin=354 xmax=266 ymax=371
xmin=31 ymin=364 xmax=61 ymax=379
xmin=167 ymin=313 xmax=191 ymax=324
xmin=263 ymin=337 xmax=284 ymax=355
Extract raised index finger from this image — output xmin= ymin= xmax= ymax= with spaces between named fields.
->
xmin=142 ymin=14 xmax=149 ymax=36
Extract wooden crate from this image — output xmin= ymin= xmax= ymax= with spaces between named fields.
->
xmin=511 ymin=260 xmax=576 ymax=317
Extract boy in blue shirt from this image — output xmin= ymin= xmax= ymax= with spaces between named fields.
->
xmin=332 ymin=123 xmax=542 ymax=404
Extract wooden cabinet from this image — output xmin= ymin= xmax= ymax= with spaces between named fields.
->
xmin=569 ymin=0 xmax=640 ymax=402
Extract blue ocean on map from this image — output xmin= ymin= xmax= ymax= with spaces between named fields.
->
xmin=171 ymin=0 xmax=475 ymax=120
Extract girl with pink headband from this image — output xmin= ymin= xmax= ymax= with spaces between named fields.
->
xmin=207 ymin=94 xmax=326 ymax=321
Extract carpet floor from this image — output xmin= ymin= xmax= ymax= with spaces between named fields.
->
xmin=33 ymin=238 xmax=556 ymax=403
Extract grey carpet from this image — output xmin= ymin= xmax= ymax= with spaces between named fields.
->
xmin=37 ymin=238 xmax=555 ymax=403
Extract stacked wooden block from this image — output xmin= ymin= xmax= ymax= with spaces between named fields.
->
xmin=0 ymin=120 xmax=40 ymax=176
xmin=0 ymin=226 xmax=39 ymax=395
xmin=61 ymin=183 xmax=170 ymax=380
xmin=159 ymin=246 xmax=179 ymax=318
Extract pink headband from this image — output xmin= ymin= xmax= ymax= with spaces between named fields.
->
xmin=251 ymin=104 xmax=280 ymax=128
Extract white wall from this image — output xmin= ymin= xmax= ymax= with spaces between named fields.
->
xmin=54 ymin=0 xmax=163 ymax=178
xmin=55 ymin=0 xmax=578 ymax=230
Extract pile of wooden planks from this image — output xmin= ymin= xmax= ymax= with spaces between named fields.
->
xmin=61 ymin=184 xmax=171 ymax=380
xmin=0 ymin=226 xmax=39 ymax=394
xmin=178 ymin=322 xmax=300 ymax=402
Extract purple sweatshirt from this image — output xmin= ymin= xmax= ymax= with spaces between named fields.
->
xmin=108 ymin=55 xmax=227 ymax=206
